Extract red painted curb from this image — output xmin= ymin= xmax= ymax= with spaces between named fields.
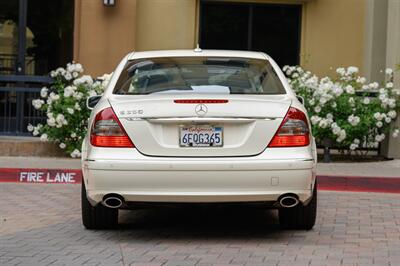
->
xmin=0 ymin=168 xmax=82 ymax=184
xmin=317 ymin=175 xmax=400 ymax=194
xmin=0 ymin=168 xmax=400 ymax=194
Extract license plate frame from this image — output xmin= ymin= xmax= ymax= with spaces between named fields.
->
xmin=179 ymin=125 xmax=223 ymax=147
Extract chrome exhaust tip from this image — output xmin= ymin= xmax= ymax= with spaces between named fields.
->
xmin=279 ymin=195 xmax=300 ymax=208
xmin=102 ymin=194 xmax=124 ymax=209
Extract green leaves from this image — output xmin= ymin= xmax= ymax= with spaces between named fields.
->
xmin=283 ymin=65 xmax=399 ymax=153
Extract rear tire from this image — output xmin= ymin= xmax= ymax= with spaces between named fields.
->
xmin=279 ymin=181 xmax=317 ymax=230
xmin=81 ymin=181 xmax=118 ymax=229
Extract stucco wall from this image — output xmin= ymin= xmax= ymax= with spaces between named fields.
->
xmin=301 ymin=0 xmax=366 ymax=77
xmin=74 ymin=0 xmax=137 ymax=76
xmin=135 ymin=0 xmax=198 ymax=51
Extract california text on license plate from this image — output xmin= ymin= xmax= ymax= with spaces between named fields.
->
xmin=180 ymin=125 xmax=223 ymax=147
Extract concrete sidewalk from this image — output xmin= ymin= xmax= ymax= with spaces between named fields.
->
xmin=0 ymin=156 xmax=399 ymax=178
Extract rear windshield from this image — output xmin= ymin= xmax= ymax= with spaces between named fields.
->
xmin=113 ymin=57 xmax=286 ymax=95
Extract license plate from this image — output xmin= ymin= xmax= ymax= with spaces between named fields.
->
xmin=180 ymin=125 xmax=223 ymax=147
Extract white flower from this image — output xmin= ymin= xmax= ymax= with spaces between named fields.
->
xmin=64 ymin=86 xmax=76 ymax=97
xmin=27 ymin=124 xmax=34 ymax=132
xmin=32 ymin=129 xmax=39 ymax=136
xmin=64 ymin=72 xmax=72 ymax=81
xmin=353 ymin=138 xmax=360 ymax=144
xmin=318 ymin=119 xmax=329 ymax=129
xmin=356 ymin=77 xmax=366 ymax=84
xmin=70 ymin=149 xmax=81 ymax=158
xmin=376 ymin=121 xmax=383 ymax=128
xmin=386 ymin=82 xmax=393 ymax=89
xmin=388 ymin=98 xmax=396 ymax=109
xmin=385 ymin=68 xmax=393 ymax=75
xmin=369 ymin=82 xmax=379 ymax=90
xmin=336 ymin=68 xmax=346 ymax=76
xmin=72 ymin=71 xmax=79 ymax=78
xmin=310 ymin=116 xmax=321 ymax=125
xmin=319 ymin=98 xmax=327 ymax=105
xmin=40 ymin=87 xmax=48 ymax=98
xmin=347 ymin=114 xmax=360 ymax=126
xmin=59 ymin=143 xmax=66 ymax=149
xmin=374 ymin=112 xmax=383 ymax=121
xmin=71 ymin=132 xmax=77 ymax=138
xmin=314 ymin=106 xmax=321 ymax=113
xmin=348 ymin=97 xmax=355 ymax=106
xmin=332 ymin=127 xmax=340 ymax=135
xmin=379 ymin=88 xmax=387 ymax=94
xmin=74 ymin=102 xmax=81 ymax=111
xmin=345 ymin=85 xmax=355 ymax=94
xmin=32 ymin=99 xmax=44 ymax=110
xmin=336 ymin=129 xmax=346 ymax=142
xmin=49 ymin=92 xmax=60 ymax=101
xmin=47 ymin=117 xmax=56 ymax=127
xmin=332 ymin=86 xmax=343 ymax=96
xmin=350 ymin=143 xmax=358 ymax=150
xmin=388 ymin=110 xmax=397 ymax=119
xmin=393 ymin=129 xmax=399 ymax=138
xmin=326 ymin=113 xmax=333 ymax=120
xmin=309 ymin=99 xmax=315 ymax=106
xmin=67 ymin=108 xmax=74 ymax=115
xmin=50 ymin=71 xmax=57 ymax=77
xmin=375 ymin=133 xmax=385 ymax=142
xmin=56 ymin=114 xmax=68 ymax=126
xmin=73 ymin=75 xmax=93 ymax=86
xmin=385 ymin=117 xmax=392 ymax=123
xmin=347 ymin=66 xmax=359 ymax=75
xmin=331 ymin=102 xmax=337 ymax=108
xmin=75 ymin=63 xmax=83 ymax=73
xmin=73 ymin=91 xmax=83 ymax=100
xmin=40 ymin=134 xmax=48 ymax=142
xmin=88 ymin=90 xmax=97 ymax=97
xmin=363 ymin=98 xmax=370 ymax=105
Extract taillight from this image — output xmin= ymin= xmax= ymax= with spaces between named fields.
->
xmin=90 ymin=107 xmax=134 ymax=148
xmin=268 ymin=107 xmax=310 ymax=147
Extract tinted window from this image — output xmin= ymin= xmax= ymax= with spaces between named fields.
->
xmin=114 ymin=57 xmax=285 ymax=95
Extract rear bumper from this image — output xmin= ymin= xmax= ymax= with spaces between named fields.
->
xmin=83 ymin=153 xmax=316 ymax=205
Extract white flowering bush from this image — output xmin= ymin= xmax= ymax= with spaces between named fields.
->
xmin=283 ymin=65 xmax=399 ymax=154
xmin=28 ymin=62 xmax=111 ymax=158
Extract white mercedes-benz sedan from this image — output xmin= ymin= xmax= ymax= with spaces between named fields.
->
xmin=81 ymin=49 xmax=317 ymax=230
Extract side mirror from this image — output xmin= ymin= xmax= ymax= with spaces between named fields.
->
xmin=296 ymin=95 xmax=305 ymax=105
xmin=86 ymin=95 xmax=102 ymax=110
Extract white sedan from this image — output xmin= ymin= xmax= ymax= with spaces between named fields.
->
xmin=81 ymin=49 xmax=317 ymax=230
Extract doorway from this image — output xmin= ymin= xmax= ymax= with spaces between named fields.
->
xmin=0 ymin=0 xmax=74 ymax=135
xmin=200 ymin=1 xmax=302 ymax=67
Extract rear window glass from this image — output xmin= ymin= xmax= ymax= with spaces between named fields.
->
xmin=113 ymin=57 xmax=285 ymax=95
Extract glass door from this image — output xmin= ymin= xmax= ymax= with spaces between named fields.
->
xmin=0 ymin=0 xmax=73 ymax=135
xmin=200 ymin=1 xmax=302 ymax=67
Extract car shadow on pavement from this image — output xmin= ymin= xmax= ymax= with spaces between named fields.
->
xmin=117 ymin=205 xmax=284 ymax=238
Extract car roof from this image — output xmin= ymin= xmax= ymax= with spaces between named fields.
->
xmin=127 ymin=49 xmax=271 ymax=61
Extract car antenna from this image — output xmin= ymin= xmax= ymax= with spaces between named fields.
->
xmin=194 ymin=44 xmax=202 ymax=52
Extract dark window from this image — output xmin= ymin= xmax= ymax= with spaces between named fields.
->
xmin=114 ymin=57 xmax=286 ymax=95
xmin=200 ymin=1 xmax=302 ymax=67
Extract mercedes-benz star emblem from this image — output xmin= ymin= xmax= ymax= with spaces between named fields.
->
xmin=195 ymin=104 xmax=208 ymax=116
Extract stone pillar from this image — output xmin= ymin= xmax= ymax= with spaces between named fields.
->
xmin=382 ymin=0 xmax=400 ymax=158
xmin=363 ymin=0 xmax=388 ymax=83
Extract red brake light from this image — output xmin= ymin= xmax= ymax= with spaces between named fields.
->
xmin=174 ymin=99 xmax=228 ymax=104
xmin=90 ymin=107 xmax=134 ymax=148
xmin=268 ymin=107 xmax=310 ymax=147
